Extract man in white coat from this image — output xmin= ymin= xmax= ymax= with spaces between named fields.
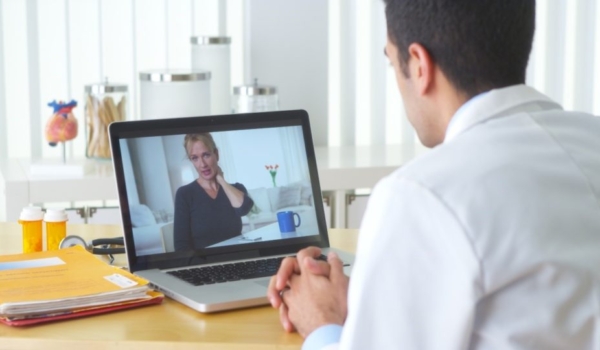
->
xmin=268 ymin=0 xmax=600 ymax=349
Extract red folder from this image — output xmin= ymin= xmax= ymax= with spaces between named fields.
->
xmin=0 ymin=295 xmax=163 ymax=327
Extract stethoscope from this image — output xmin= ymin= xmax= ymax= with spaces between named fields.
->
xmin=59 ymin=235 xmax=125 ymax=264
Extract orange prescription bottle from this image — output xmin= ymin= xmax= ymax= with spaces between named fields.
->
xmin=45 ymin=208 xmax=68 ymax=251
xmin=18 ymin=206 xmax=44 ymax=253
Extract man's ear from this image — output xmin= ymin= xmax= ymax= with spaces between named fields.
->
xmin=407 ymin=43 xmax=434 ymax=96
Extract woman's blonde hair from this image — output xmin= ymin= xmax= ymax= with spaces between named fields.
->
xmin=183 ymin=133 xmax=218 ymax=156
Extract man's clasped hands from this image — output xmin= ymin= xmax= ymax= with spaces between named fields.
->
xmin=267 ymin=247 xmax=350 ymax=338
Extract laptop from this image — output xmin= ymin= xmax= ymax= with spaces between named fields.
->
xmin=109 ymin=110 xmax=354 ymax=312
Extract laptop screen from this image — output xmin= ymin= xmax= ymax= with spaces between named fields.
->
xmin=109 ymin=110 xmax=330 ymax=272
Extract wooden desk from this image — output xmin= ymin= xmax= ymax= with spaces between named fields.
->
xmin=0 ymin=223 xmax=358 ymax=349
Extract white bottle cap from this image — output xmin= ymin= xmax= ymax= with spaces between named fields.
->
xmin=19 ymin=206 xmax=44 ymax=221
xmin=44 ymin=208 xmax=68 ymax=222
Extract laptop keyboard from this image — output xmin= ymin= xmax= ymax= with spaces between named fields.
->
xmin=167 ymin=255 xmax=328 ymax=286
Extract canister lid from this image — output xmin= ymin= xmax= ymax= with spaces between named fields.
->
xmin=191 ymin=36 xmax=231 ymax=45
xmin=85 ymin=78 xmax=127 ymax=93
xmin=44 ymin=208 xmax=68 ymax=222
xmin=233 ymin=79 xmax=277 ymax=96
xmin=139 ymin=70 xmax=211 ymax=82
xmin=19 ymin=206 xmax=44 ymax=221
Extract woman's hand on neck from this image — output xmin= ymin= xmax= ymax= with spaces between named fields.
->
xmin=215 ymin=166 xmax=226 ymax=186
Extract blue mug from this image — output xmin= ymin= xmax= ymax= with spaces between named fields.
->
xmin=277 ymin=211 xmax=301 ymax=233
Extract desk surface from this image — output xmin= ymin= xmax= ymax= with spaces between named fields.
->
xmin=0 ymin=222 xmax=358 ymax=350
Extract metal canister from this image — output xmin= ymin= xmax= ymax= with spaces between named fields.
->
xmin=139 ymin=70 xmax=211 ymax=119
xmin=232 ymin=79 xmax=279 ymax=113
xmin=191 ymin=36 xmax=231 ymax=115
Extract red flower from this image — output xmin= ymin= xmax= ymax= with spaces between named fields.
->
xmin=265 ymin=164 xmax=279 ymax=172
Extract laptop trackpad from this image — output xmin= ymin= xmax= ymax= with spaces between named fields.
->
xmin=254 ymin=279 xmax=271 ymax=288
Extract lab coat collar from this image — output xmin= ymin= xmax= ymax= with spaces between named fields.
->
xmin=444 ymin=84 xmax=563 ymax=143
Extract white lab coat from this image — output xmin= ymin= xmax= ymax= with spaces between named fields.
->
xmin=339 ymin=85 xmax=600 ymax=349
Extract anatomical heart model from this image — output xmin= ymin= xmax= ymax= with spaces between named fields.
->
xmin=45 ymin=100 xmax=78 ymax=147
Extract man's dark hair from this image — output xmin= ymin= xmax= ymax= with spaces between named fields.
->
xmin=384 ymin=0 xmax=535 ymax=98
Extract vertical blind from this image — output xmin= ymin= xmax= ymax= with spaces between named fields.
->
xmin=0 ymin=0 xmax=598 ymax=160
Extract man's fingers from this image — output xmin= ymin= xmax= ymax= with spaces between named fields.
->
xmin=278 ymin=301 xmax=295 ymax=333
xmin=302 ymin=256 xmax=331 ymax=276
xmin=297 ymin=246 xmax=332 ymax=277
xmin=296 ymin=246 xmax=323 ymax=264
xmin=269 ymin=247 xmax=323 ymax=307
xmin=276 ymin=257 xmax=299 ymax=290
xmin=267 ymin=275 xmax=282 ymax=308
xmin=327 ymin=252 xmax=346 ymax=283
xmin=269 ymin=256 xmax=299 ymax=305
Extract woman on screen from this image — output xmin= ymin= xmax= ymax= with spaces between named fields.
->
xmin=174 ymin=133 xmax=254 ymax=250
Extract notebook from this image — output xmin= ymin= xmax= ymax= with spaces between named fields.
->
xmin=108 ymin=110 xmax=354 ymax=312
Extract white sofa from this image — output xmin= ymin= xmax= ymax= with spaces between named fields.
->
xmin=243 ymin=182 xmax=314 ymax=232
xmin=132 ymin=221 xmax=173 ymax=255
xmin=129 ymin=203 xmax=174 ymax=255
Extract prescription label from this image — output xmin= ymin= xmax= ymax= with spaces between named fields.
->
xmin=104 ymin=273 xmax=138 ymax=288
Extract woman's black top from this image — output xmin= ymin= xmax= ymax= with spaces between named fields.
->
xmin=173 ymin=181 xmax=254 ymax=251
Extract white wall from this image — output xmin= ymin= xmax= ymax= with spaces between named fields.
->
xmin=162 ymin=134 xmax=189 ymax=200
xmin=119 ymin=139 xmax=139 ymax=205
xmin=128 ymin=137 xmax=174 ymax=213
xmin=0 ymin=0 xmax=599 ymax=161
xmin=222 ymin=127 xmax=309 ymax=189
xmin=249 ymin=0 xmax=329 ymax=146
